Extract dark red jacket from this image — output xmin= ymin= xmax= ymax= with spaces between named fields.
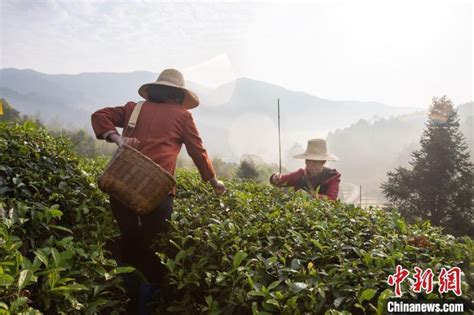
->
xmin=272 ymin=167 xmax=341 ymax=200
xmin=91 ymin=101 xmax=216 ymax=194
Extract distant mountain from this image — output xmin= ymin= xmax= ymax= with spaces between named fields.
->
xmin=192 ymin=77 xmax=421 ymax=162
xmin=3 ymin=68 xmax=470 ymax=204
xmin=0 ymin=86 xmax=91 ymax=127
xmin=1 ymin=68 xmax=419 ymax=159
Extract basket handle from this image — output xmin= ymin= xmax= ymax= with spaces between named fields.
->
xmin=124 ymin=101 xmax=145 ymax=137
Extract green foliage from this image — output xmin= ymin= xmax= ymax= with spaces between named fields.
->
xmin=0 ymin=121 xmax=128 ymax=314
xmin=237 ymin=159 xmax=259 ymax=181
xmin=0 ymin=99 xmax=39 ymax=125
xmin=49 ymin=128 xmax=116 ymax=158
xmin=180 ymin=153 xmax=283 ymax=184
xmin=2 ymin=118 xmax=472 ymax=314
xmin=154 ymin=169 xmax=473 ymax=314
xmin=0 ymin=99 xmax=21 ymax=123
xmin=381 ymin=96 xmax=474 ymax=237
xmin=236 ymin=155 xmax=284 ymax=183
xmin=212 ymin=157 xmax=238 ymax=180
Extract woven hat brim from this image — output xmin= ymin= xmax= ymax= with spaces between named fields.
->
xmin=138 ymin=81 xmax=199 ymax=109
xmin=293 ymin=153 xmax=340 ymax=161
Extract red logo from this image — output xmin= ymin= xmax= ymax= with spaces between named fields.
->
xmin=412 ymin=267 xmax=434 ymax=294
xmin=438 ymin=267 xmax=462 ymax=296
xmin=387 ymin=265 xmax=410 ymax=297
xmin=388 ymin=266 xmax=463 ymax=297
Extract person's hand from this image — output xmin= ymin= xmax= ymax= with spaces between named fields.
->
xmin=109 ymin=134 xmax=140 ymax=148
xmin=209 ymin=178 xmax=226 ymax=196
xmin=270 ymin=173 xmax=283 ymax=186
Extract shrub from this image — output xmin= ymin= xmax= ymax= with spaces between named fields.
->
xmin=0 ymin=121 xmax=130 ymax=314
xmin=154 ymin=170 xmax=473 ymax=314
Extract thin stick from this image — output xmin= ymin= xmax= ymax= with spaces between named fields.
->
xmin=278 ymin=98 xmax=281 ymax=173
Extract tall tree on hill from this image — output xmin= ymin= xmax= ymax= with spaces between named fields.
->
xmin=381 ymin=96 xmax=473 ymax=237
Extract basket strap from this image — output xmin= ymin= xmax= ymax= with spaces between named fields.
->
xmin=128 ymin=101 xmax=145 ymax=128
xmin=124 ymin=101 xmax=145 ymax=136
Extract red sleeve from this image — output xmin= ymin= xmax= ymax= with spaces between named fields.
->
xmin=323 ymin=177 xmax=340 ymax=200
xmin=183 ymin=112 xmax=216 ymax=182
xmin=91 ymin=102 xmax=134 ymax=139
xmin=279 ymin=169 xmax=305 ymax=187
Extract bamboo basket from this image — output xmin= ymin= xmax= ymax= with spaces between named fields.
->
xmin=99 ymin=145 xmax=176 ymax=215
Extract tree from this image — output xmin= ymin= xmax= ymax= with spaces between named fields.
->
xmin=381 ymin=96 xmax=473 ymax=237
xmin=212 ymin=156 xmax=238 ymax=180
xmin=0 ymin=99 xmax=43 ymax=125
xmin=236 ymin=158 xmax=259 ymax=181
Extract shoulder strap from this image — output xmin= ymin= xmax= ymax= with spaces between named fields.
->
xmin=128 ymin=101 xmax=145 ymax=128
xmin=123 ymin=101 xmax=145 ymax=137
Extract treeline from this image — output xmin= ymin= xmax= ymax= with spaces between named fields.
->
xmin=1 ymin=98 xmax=116 ymax=157
xmin=2 ymin=99 xmax=283 ymax=183
xmin=178 ymin=153 xmax=286 ymax=183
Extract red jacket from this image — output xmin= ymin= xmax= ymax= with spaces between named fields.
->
xmin=272 ymin=167 xmax=341 ymax=200
xmin=91 ymin=101 xmax=216 ymax=194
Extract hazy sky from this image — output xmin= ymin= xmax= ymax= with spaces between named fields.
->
xmin=1 ymin=0 xmax=472 ymax=108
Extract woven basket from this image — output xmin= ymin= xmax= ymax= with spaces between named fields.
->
xmin=99 ymin=145 xmax=176 ymax=215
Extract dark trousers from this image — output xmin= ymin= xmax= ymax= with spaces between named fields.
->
xmin=110 ymin=195 xmax=174 ymax=284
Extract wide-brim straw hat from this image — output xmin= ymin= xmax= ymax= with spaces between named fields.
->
xmin=293 ymin=139 xmax=339 ymax=161
xmin=138 ymin=68 xmax=199 ymax=109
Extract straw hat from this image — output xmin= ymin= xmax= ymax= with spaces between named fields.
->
xmin=293 ymin=139 xmax=339 ymax=161
xmin=138 ymin=69 xmax=199 ymax=109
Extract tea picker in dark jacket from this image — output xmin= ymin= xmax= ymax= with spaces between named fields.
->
xmin=270 ymin=139 xmax=341 ymax=200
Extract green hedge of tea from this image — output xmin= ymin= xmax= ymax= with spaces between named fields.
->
xmin=154 ymin=170 xmax=473 ymax=314
xmin=1 ymin=121 xmax=472 ymax=314
xmin=0 ymin=122 xmax=130 ymax=314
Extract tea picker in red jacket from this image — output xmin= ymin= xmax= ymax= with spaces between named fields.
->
xmin=91 ymin=69 xmax=225 ymax=314
xmin=270 ymin=139 xmax=341 ymax=200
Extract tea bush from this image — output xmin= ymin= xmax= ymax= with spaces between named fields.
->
xmin=0 ymin=121 xmax=130 ymax=314
xmin=1 ymin=121 xmax=472 ymax=314
xmin=154 ymin=170 xmax=473 ymax=314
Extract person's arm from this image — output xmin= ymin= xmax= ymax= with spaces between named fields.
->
xmin=91 ymin=102 xmax=139 ymax=148
xmin=183 ymin=112 xmax=225 ymax=195
xmin=270 ymin=169 xmax=304 ymax=187
xmin=91 ymin=104 xmax=127 ymax=139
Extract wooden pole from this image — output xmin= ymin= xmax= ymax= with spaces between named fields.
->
xmin=278 ymin=98 xmax=282 ymax=173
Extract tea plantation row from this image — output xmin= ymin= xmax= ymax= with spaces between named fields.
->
xmin=1 ymin=121 xmax=472 ymax=314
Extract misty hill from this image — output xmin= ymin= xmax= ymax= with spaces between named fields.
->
xmin=2 ymin=68 xmax=471 ymax=205
xmin=1 ymin=68 xmax=418 ymax=161
xmin=0 ymin=86 xmax=91 ymax=127
xmin=194 ymin=78 xmax=420 ymax=160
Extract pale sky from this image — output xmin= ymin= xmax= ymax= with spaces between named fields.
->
xmin=1 ymin=0 xmax=472 ymax=108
